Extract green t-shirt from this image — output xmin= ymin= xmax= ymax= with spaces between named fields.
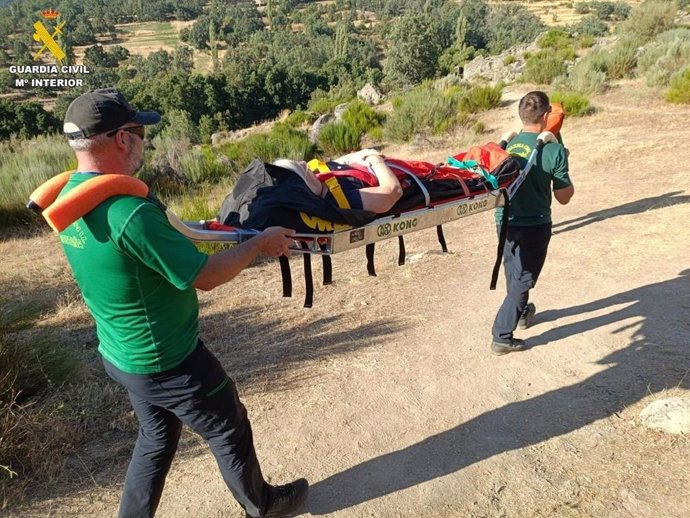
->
xmin=496 ymin=132 xmax=571 ymax=226
xmin=58 ymin=173 xmax=208 ymax=374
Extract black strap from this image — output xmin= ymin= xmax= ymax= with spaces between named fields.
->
xmin=279 ymin=255 xmax=292 ymax=298
xmin=436 ymin=225 xmax=448 ymax=253
xmin=321 ymin=254 xmax=333 ymax=285
xmin=398 ymin=235 xmax=406 ymax=265
xmin=366 ymin=243 xmax=377 ymax=276
xmin=301 ymin=242 xmax=314 ymax=308
xmin=490 ymin=189 xmax=510 ymax=290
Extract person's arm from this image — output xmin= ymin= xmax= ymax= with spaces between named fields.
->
xmin=193 ymin=227 xmax=295 ymax=291
xmin=357 ymin=154 xmax=403 ymax=213
xmin=554 ymin=184 xmax=574 ymax=205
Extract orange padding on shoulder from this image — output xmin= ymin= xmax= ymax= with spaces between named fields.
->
xmin=30 ymin=173 xmax=148 ymax=232
xmin=546 ymin=103 xmax=564 ymax=136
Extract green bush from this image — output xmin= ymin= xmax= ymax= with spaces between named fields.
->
xmin=522 ymin=51 xmax=568 ymax=85
xmin=341 ymin=100 xmax=384 ymax=135
xmin=577 ymin=34 xmax=596 ymax=49
xmin=666 ymin=67 xmax=690 ymax=104
xmin=218 ymin=124 xmax=317 ymax=167
xmin=317 ymin=122 xmax=362 ymax=156
xmin=561 ymin=57 xmax=609 ymax=93
xmin=0 ymin=135 xmax=75 ymax=228
xmin=550 ymin=91 xmax=594 ymax=116
xmin=571 ymin=14 xmax=609 ymax=37
xmin=284 ymin=110 xmax=318 ymax=128
xmin=619 ymin=0 xmax=678 ymax=43
xmin=459 ymin=84 xmax=504 ymax=113
xmin=639 ymin=32 xmax=690 ymax=88
xmin=503 ymin=55 xmax=517 ymax=66
xmin=538 ymin=30 xmax=574 ymax=51
xmin=383 ymin=85 xmax=463 ymax=142
xmin=606 ymin=38 xmax=641 ymax=79
xmin=180 ymin=146 xmax=231 ymax=184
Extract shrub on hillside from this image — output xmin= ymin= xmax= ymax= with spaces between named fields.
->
xmin=522 ymin=51 xmax=568 ymax=85
xmin=571 ymin=14 xmax=609 ymax=37
xmin=538 ymin=30 xmax=574 ymax=51
xmin=0 ymin=135 xmax=74 ymax=227
xmin=606 ymin=37 xmax=642 ymax=79
xmin=618 ymin=0 xmax=678 ymax=43
xmin=317 ymin=122 xmax=362 ymax=156
xmin=638 ymin=30 xmax=690 ymax=88
xmin=550 ymin=91 xmax=594 ymax=116
xmin=341 ymin=100 xmax=385 ymax=136
xmin=459 ymin=84 xmax=504 ymax=113
xmin=666 ymin=67 xmax=690 ymax=104
xmin=218 ymin=124 xmax=317 ymax=167
xmin=555 ymin=57 xmax=608 ymax=94
xmin=383 ymin=85 xmax=463 ymax=142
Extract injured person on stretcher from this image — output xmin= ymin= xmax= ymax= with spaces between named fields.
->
xmin=273 ymin=149 xmax=403 ymax=214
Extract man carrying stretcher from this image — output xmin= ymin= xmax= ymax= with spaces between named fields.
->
xmin=490 ymin=91 xmax=575 ymax=355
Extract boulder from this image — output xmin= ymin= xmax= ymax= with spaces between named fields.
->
xmin=357 ymin=83 xmax=384 ymax=105
xmin=639 ymin=397 xmax=690 ymax=434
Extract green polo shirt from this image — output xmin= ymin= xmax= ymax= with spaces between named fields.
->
xmin=58 ymin=173 xmax=208 ymax=374
xmin=496 ymin=132 xmax=571 ymax=226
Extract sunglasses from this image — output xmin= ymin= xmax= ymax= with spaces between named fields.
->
xmin=106 ymin=125 xmax=145 ymax=139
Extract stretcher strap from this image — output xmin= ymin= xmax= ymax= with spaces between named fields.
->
xmin=301 ymin=242 xmax=314 ymax=308
xmin=398 ymin=235 xmax=406 ymax=265
xmin=437 ymin=225 xmax=448 ymax=253
xmin=390 ymin=164 xmax=431 ymax=207
xmin=321 ymin=244 xmax=333 ymax=285
xmin=366 ymin=243 xmax=376 ymax=276
xmin=279 ymin=255 xmax=292 ymax=298
xmin=324 ymin=177 xmax=351 ymax=209
xmin=490 ymin=189 xmax=510 ymax=290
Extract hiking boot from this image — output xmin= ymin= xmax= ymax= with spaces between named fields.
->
xmin=491 ymin=338 xmax=526 ymax=356
xmin=265 ymin=478 xmax=309 ymax=517
xmin=518 ymin=302 xmax=536 ymax=329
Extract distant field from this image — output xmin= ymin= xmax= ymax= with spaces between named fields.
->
xmin=71 ymin=19 xmax=222 ymax=73
xmin=487 ymin=0 xmax=643 ymax=27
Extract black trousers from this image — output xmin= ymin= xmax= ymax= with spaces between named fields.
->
xmin=103 ymin=341 xmax=269 ymax=518
xmin=492 ymin=223 xmax=552 ymax=342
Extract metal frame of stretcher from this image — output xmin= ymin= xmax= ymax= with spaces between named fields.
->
xmin=168 ymin=186 xmax=506 ymax=255
xmin=166 ymin=133 xmax=552 ymax=255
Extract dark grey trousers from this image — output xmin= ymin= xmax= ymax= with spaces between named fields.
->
xmin=103 ymin=341 xmax=269 ymax=518
xmin=492 ymin=223 xmax=552 ymax=341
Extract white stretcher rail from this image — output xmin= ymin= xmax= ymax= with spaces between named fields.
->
xmin=168 ymin=187 xmax=506 ymax=255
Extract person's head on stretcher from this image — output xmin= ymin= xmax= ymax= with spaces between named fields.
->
xmin=273 ymin=149 xmax=403 ymax=214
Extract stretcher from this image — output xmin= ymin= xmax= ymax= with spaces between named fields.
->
xmin=28 ymin=126 xmax=557 ymax=308
xmin=165 ymin=132 xmax=555 ymax=306
xmin=169 ymin=132 xmax=554 ymax=253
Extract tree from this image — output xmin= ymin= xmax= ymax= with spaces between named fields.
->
xmin=384 ymin=13 xmax=442 ymax=86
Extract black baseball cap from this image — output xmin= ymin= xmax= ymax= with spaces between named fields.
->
xmin=63 ymin=88 xmax=161 ymax=139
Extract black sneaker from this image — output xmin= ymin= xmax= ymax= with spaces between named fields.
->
xmin=491 ymin=338 xmax=526 ymax=356
xmin=265 ymin=478 xmax=309 ymax=517
xmin=518 ymin=302 xmax=536 ymax=329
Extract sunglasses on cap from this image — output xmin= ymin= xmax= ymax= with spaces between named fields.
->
xmin=106 ymin=125 xmax=146 ymax=139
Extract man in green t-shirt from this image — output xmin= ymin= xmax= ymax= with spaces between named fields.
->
xmin=491 ymin=91 xmax=575 ymax=355
xmin=58 ymin=89 xmax=308 ymax=518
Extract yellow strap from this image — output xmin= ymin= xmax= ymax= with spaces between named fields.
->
xmin=324 ymin=177 xmax=350 ymax=209
xmin=307 ymin=158 xmax=331 ymax=173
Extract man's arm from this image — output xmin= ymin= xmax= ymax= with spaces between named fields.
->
xmin=554 ymin=184 xmax=574 ymax=205
xmin=193 ymin=227 xmax=294 ymax=291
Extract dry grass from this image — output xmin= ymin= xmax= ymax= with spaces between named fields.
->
xmin=488 ymin=0 xmax=644 ymax=27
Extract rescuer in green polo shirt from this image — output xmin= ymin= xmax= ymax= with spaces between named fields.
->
xmin=57 ymin=88 xmax=308 ymax=518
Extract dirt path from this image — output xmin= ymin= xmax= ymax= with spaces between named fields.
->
xmin=17 ymin=80 xmax=690 ymax=517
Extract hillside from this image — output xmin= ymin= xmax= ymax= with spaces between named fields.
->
xmin=3 ymin=77 xmax=688 ymax=517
